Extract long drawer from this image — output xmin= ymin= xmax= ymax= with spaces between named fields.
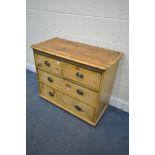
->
xmin=38 ymin=69 xmax=98 ymax=108
xmin=39 ymin=83 xmax=95 ymax=122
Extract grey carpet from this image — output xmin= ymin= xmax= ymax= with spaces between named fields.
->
xmin=26 ymin=70 xmax=129 ymax=155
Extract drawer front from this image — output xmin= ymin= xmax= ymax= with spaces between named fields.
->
xmin=38 ymin=69 xmax=98 ymax=107
xmin=34 ymin=53 xmax=62 ymax=75
xmin=63 ymin=62 xmax=101 ymax=89
xmin=40 ymin=83 xmax=95 ymax=122
xmin=38 ymin=69 xmax=63 ymax=90
xmin=64 ymin=80 xmax=98 ymax=107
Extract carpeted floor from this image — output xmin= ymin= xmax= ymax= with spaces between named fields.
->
xmin=26 ymin=70 xmax=129 ymax=155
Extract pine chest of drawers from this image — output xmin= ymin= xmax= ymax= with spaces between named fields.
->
xmin=32 ymin=38 xmax=123 ymax=126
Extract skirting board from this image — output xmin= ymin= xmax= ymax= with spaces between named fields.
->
xmin=26 ymin=63 xmax=129 ymax=113
xmin=26 ymin=63 xmax=36 ymax=73
xmin=110 ymin=96 xmax=129 ymax=112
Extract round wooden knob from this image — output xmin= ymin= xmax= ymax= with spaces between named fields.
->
xmin=77 ymin=89 xmax=84 ymax=95
xmin=75 ymin=105 xmax=82 ymax=111
xmin=44 ymin=61 xmax=50 ymax=67
xmin=48 ymin=91 xmax=54 ymax=97
xmin=76 ymin=72 xmax=83 ymax=78
xmin=47 ymin=77 xmax=53 ymax=82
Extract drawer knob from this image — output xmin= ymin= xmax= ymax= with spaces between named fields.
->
xmin=48 ymin=91 xmax=54 ymax=97
xmin=75 ymin=105 xmax=82 ymax=111
xmin=76 ymin=72 xmax=83 ymax=78
xmin=44 ymin=61 xmax=50 ymax=67
xmin=47 ymin=77 xmax=53 ymax=82
xmin=77 ymin=89 xmax=84 ymax=95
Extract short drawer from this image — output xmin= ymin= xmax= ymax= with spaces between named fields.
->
xmin=34 ymin=53 xmax=62 ymax=75
xmin=38 ymin=69 xmax=98 ymax=108
xmin=63 ymin=62 xmax=102 ymax=89
xmin=40 ymin=83 xmax=95 ymax=122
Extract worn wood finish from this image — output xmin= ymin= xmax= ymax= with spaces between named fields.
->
xmin=32 ymin=37 xmax=123 ymax=126
xmin=63 ymin=79 xmax=98 ymax=108
xmin=32 ymin=38 xmax=123 ymax=70
xmin=38 ymin=69 xmax=63 ymax=90
xmin=40 ymin=83 xmax=95 ymax=123
xmin=38 ymin=69 xmax=98 ymax=108
xmin=63 ymin=62 xmax=102 ymax=89
xmin=34 ymin=52 xmax=62 ymax=75
xmin=94 ymin=63 xmax=118 ymax=123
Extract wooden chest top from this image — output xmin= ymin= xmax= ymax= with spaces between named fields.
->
xmin=32 ymin=38 xmax=123 ymax=70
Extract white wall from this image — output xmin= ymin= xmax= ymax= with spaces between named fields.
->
xmin=26 ymin=0 xmax=129 ymax=112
